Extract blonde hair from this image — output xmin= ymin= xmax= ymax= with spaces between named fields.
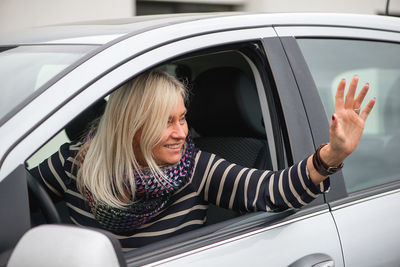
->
xmin=76 ymin=69 xmax=187 ymax=208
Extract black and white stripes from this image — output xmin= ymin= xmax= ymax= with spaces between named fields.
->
xmin=197 ymin=152 xmax=329 ymax=213
xmin=29 ymin=142 xmax=329 ymax=250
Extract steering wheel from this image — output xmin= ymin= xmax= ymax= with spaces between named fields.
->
xmin=27 ymin=172 xmax=62 ymax=224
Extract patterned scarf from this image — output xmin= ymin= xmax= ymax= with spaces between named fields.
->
xmin=83 ymin=136 xmax=197 ymax=235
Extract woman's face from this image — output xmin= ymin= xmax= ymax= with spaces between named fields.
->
xmin=133 ymin=94 xmax=188 ymax=166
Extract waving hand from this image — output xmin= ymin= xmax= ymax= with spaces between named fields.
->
xmin=307 ymin=75 xmax=375 ymax=184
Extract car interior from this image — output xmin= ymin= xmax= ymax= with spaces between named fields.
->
xmin=24 ymin=42 xmax=281 ymax=253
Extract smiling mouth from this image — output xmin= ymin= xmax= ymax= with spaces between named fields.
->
xmin=164 ymin=144 xmax=182 ymax=149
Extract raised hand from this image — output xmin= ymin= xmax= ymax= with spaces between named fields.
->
xmin=307 ymin=75 xmax=375 ymax=184
xmin=327 ymin=75 xmax=376 ymax=163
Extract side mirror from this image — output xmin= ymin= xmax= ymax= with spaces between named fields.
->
xmin=7 ymin=225 xmax=126 ymax=267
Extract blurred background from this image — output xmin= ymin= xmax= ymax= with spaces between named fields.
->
xmin=1 ymin=0 xmax=400 ymax=33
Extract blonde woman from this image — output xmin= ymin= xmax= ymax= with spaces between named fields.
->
xmin=29 ymin=69 xmax=375 ymax=249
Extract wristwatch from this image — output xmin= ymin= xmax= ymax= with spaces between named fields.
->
xmin=312 ymin=143 xmax=344 ymax=176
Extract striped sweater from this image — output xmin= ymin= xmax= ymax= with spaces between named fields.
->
xmin=29 ymin=141 xmax=330 ymax=250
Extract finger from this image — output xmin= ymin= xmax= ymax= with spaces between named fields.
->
xmin=330 ymin=114 xmax=341 ymax=146
xmin=335 ymin=78 xmax=346 ymax=111
xmin=344 ymin=75 xmax=359 ymax=109
xmin=331 ymin=113 xmax=338 ymax=132
xmin=360 ymin=97 xmax=376 ymax=121
xmin=353 ymin=83 xmax=369 ymax=110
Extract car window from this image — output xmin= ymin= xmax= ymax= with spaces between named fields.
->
xmin=297 ymin=39 xmax=400 ymax=193
xmin=0 ymin=45 xmax=97 ymax=123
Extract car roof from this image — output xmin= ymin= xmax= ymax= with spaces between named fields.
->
xmin=1 ymin=12 xmax=400 ymax=46
xmin=0 ymin=13 xmax=236 ymax=45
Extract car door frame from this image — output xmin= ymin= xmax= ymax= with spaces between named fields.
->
xmin=274 ymin=34 xmax=348 ymax=203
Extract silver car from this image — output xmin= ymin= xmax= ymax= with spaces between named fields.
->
xmin=1 ymin=12 xmax=400 ymax=267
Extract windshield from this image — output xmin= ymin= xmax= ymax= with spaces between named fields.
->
xmin=0 ymin=45 xmax=97 ymax=123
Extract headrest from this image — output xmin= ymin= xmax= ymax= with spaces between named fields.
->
xmin=189 ymin=67 xmax=265 ymax=138
xmin=65 ymin=99 xmax=106 ymax=141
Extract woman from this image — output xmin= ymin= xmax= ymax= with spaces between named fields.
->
xmin=30 ymin=69 xmax=375 ymax=249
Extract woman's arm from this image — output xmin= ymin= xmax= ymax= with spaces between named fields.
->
xmin=307 ymin=75 xmax=375 ymax=185
xmin=28 ymin=142 xmax=78 ymax=198
xmin=199 ymin=151 xmax=329 ymax=212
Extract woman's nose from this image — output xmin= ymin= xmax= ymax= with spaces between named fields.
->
xmin=171 ymin=123 xmax=187 ymax=139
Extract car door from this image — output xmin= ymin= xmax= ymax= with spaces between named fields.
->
xmin=277 ymin=24 xmax=400 ymax=266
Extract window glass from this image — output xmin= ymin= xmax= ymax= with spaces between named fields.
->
xmin=298 ymin=39 xmax=400 ymax=193
xmin=0 ymin=45 xmax=97 ymax=122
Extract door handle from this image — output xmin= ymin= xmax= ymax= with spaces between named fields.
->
xmin=288 ymin=253 xmax=335 ymax=267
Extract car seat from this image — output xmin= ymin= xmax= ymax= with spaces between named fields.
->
xmin=189 ymin=66 xmax=272 ymax=224
xmin=65 ymin=99 xmax=106 ymax=141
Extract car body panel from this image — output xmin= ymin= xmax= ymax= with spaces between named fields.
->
xmin=331 ymin=189 xmax=400 ymax=266
xmin=144 ymin=209 xmax=343 ymax=267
